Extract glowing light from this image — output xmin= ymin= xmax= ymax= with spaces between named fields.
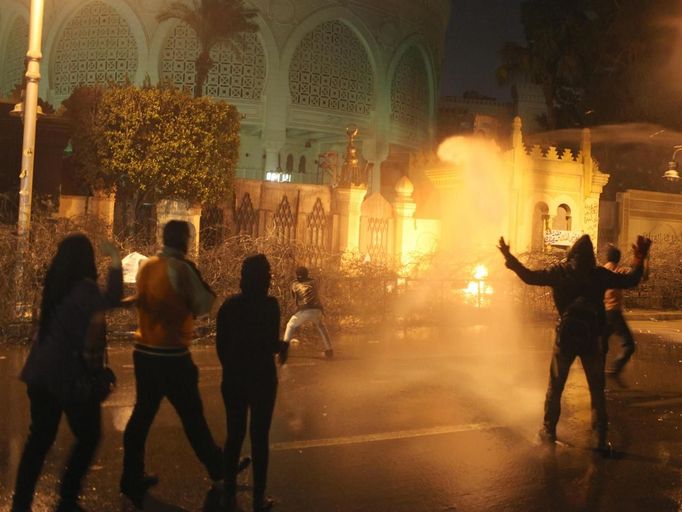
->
xmin=266 ymin=171 xmax=292 ymax=182
xmin=473 ymin=264 xmax=488 ymax=280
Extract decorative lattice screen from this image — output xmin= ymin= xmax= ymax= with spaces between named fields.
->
xmin=235 ymin=193 xmax=258 ymax=236
xmin=305 ymin=198 xmax=327 ymax=267
xmin=391 ymin=47 xmax=429 ymax=130
xmin=289 ymin=20 xmax=374 ymax=115
xmin=367 ymin=217 xmax=389 ymax=261
xmin=160 ymin=23 xmax=266 ymax=100
xmin=273 ymin=195 xmax=296 ymax=242
xmin=52 ymin=1 xmax=138 ymax=99
xmin=2 ymin=16 xmax=28 ymax=95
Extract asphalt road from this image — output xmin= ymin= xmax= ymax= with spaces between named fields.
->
xmin=1 ymin=318 xmax=681 ymax=512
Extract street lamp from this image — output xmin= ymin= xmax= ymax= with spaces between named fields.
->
xmin=14 ymin=0 xmax=45 ymax=319
xmin=663 ymin=145 xmax=682 ymax=182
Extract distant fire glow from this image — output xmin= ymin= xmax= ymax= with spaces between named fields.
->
xmin=463 ymin=264 xmax=493 ymax=307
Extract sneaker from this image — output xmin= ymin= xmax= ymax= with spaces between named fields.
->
xmin=238 ymin=456 xmax=252 ymax=473
xmin=536 ymin=427 xmax=557 ymax=444
xmin=253 ymin=496 xmax=275 ymax=512
xmin=120 ymin=474 xmax=159 ymax=509
xmin=324 ymin=349 xmax=334 ymax=359
xmin=55 ymin=501 xmax=88 ymax=512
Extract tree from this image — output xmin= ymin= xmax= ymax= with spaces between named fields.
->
xmin=64 ymin=83 xmax=241 ymax=217
xmin=496 ymin=1 xmax=595 ymax=130
xmin=157 ymin=0 xmax=259 ymax=98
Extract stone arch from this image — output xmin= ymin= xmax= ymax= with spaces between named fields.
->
xmin=287 ymin=19 xmax=375 ymax=115
xmin=44 ymin=0 xmax=147 ymax=103
xmin=553 ymin=203 xmax=572 ymax=231
xmin=156 ymin=20 xmax=268 ymax=101
xmin=1 ymin=14 xmax=28 ymax=96
xmin=280 ymin=7 xmax=382 ymax=108
xmin=389 ymin=43 xmax=433 ymax=136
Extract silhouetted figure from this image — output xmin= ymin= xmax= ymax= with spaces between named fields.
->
xmin=498 ymin=234 xmax=651 ymax=452
xmin=283 ymin=266 xmax=333 ymax=358
xmin=217 ymin=254 xmax=287 ymax=512
xmin=121 ymin=220 xmax=222 ymax=509
xmin=603 ymin=246 xmax=637 ymax=376
xmin=12 ymin=235 xmax=122 ymax=512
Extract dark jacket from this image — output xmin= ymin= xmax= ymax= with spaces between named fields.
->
xmin=216 ymin=294 xmax=282 ymax=386
xmin=21 ymin=268 xmax=123 ymax=389
xmin=291 ymin=278 xmax=323 ymax=312
xmin=505 ymin=255 xmax=643 ymax=331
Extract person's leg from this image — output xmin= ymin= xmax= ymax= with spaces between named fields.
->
xmin=543 ymin=343 xmax=575 ymax=439
xmin=121 ymin=352 xmax=164 ymax=487
xmin=310 ymin=310 xmax=333 ymax=353
xmin=165 ymin=356 xmax=223 ymax=481
xmin=12 ymin=387 xmax=62 ymax=511
xmin=249 ymin=384 xmax=277 ymax=508
xmin=611 ymin=310 xmax=635 ymax=374
xmin=222 ymin=385 xmax=248 ymax=499
xmin=581 ymin=348 xmax=608 ymax=448
xmin=283 ymin=312 xmax=305 ymax=342
xmin=59 ymin=398 xmax=101 ymax=506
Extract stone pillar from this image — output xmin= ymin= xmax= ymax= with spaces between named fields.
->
xmin=392 ymin=176 xmax=417 ymax=265
xmin=87 ymin=191 xmax=115 ymax=234
xmin=362 ymin=137 xmax=389 ymax=195
xmin=332 ymin=186 xmax=367 ymax=253
xmin=156 ymin=199 xmax=202 ymax=254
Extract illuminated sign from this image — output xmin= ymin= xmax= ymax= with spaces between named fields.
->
xmin=265 ymin=171 xmax=292 ymax=183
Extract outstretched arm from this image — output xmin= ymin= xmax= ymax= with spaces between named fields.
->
xmin=602 ymin=236 xmax=652 ymax=289
xmin=498 ymin=237 xmax=559 ymax=287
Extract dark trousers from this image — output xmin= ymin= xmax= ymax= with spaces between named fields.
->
xmin=603 ymin=309 xmax=636 ymax=373
xmin=12 ymin=386 xmax=101 ymax=511
xmin=543 ymin=336 xmax=607 ymax=442
xmin=122 ymin=352 xmax=222 ymax=483
xmin=222 ymin=380 xmax=277 ymax=499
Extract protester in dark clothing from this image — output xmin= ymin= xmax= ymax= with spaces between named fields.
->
xmin=217 ymin=254 xmax=287 ymax=512
xmin=12 ymin=235 xmax=122 ymax=512
xmin=121 ymin=220 xmax=222 ymax=509
xmin=283 ymin=266 xmax=333 ymax=358
xmin=602 ymin=246 xmax=637 ymax=376
xmin=498 ymin=234 xmax=651 ymax=451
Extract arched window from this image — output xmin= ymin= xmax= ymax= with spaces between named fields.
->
xmin=160 ymin=24 xmax=266 ymax=100
xmin=289 ymin=20 xmax=374 ymax=115
xmin=2 ymin=16 xmax=28 ymax=95
xmin=391 ymin=47 xmax=429 ymax=133
xmin=286 ymin=154 xmax=294 ymax=172
xmin=532 ymin=202 xmax=549 ymax=252
xmin=553 ymin=204 xmax=572 ymax=230
xmin=52 ymin=1 xmax=138 ymax=101
xmin=298 ymin=156 xmax=307 ymax=174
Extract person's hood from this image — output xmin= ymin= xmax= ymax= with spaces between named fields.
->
xmin=566 ymin=234 xmax=596 ymax=271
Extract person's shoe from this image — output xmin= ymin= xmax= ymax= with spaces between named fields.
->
xmin=324 ymin=349 xmax=334 ymax=359
xmin=595 ymin=440 xmax=613 ymax=457
xmin=238 ymin=456 xmax=252 ymax=473
xmin=536 ymin=427 xmax=557 ymax=445
xmin=253 ymin=495 xmax=275 ymax=511
xmin=120 ymin=474 xmax=159 ymax=510
xmin=54 ymin=501 xmax=87 ymax=512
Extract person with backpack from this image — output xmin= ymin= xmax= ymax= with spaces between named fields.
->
xmin=497 ymin=234 xmax=651 ymax=452
xmin=602 ymin=245 xmax=638 ymax=376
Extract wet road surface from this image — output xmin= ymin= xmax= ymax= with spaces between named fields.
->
xmin=1 ymin=318 xmax=681 ymax=511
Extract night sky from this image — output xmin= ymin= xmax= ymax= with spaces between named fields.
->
xmin=440 ymin=0 xmax=525 ymax=100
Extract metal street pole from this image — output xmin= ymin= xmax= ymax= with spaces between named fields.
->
xmin=15 ymin=0 xmax=45 ymax=319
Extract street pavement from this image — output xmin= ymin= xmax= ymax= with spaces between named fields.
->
xmin=1 ymin=316 xmax=681 ymax=512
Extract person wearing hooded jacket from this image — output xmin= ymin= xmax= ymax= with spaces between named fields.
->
xmin=216 ymin=254 xmax=288 ymax=512
xmin=497 ymin=234 xmax=651 ymax=451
